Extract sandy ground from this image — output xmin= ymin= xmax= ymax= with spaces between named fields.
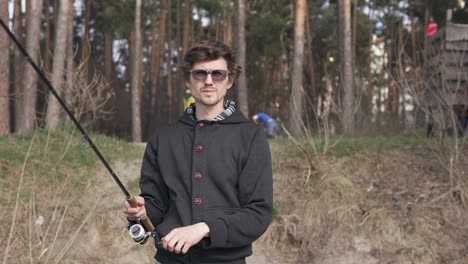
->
xmin=247 ymin=244 xmax=286 ymax=264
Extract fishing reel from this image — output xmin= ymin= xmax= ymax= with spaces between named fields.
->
xmin=127 ymin=218 xmax=152 ymax=244
xmin=126 ymin=218 xmax=163 ymax=248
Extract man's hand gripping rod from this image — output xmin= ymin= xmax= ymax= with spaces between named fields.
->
xmin=126 ymin=197 xmax=159 ymax=244
xmin=0 ymin=18 xmax=161 ymax=246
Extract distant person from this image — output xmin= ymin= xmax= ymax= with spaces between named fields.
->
xmin=462 ymin=106 xmax=468 ymax=134
xmin=426 ymin=106 xmax=435 ymax=137
xmin=252 ymin=112 xmax=279 ymax=138
xmin=454 ymin=104 xmax=468 ymax=136
xmin=460 ymin=114 xmax=468 ymax=136
xmin=183 ymin=88 xmax=195 ymax=110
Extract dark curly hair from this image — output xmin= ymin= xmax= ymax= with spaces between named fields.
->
xmin=182 ymin=40 xmax=242 ymax=85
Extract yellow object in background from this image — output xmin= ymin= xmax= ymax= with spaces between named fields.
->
xmin=183 ymin=89 xmax=195 ymax=110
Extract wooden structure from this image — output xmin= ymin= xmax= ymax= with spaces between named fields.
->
xmin=425 ymin=10 xmax=468 ymax=135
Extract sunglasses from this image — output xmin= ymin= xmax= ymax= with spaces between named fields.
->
xmin=190 ymin=69 xmax=230 ymax=82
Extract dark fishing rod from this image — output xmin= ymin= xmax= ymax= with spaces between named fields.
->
xmin=0 ymin=17 xmax=159 ymax=245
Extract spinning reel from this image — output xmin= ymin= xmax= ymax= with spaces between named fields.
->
xmin=126 ymin=218 xmax=162 ymax=248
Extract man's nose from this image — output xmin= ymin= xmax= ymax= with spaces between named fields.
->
xmin=204 ymin=73 xmax=214 ymax=85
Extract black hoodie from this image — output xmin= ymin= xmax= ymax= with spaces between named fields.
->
xmin=140 ymin=109 xmax=273 ymax=264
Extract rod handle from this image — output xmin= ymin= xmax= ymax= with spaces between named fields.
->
xmin=127 ymin=195 xmax=155 ymax=232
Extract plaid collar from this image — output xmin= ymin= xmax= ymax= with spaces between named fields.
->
xmin=185 ymin=100 xmax=237 ymax=121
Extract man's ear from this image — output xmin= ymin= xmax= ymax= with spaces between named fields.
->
xmin=227 ymin=79 xmax=234 ymax=90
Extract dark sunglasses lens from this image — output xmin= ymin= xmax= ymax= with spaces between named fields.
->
xmin=192 ymin=70 xmax=208 ymax=81
xmin=211 ymin=70 xmax=228 ymax=81
xmin=191 ymin=69 xmax=228 ymax=82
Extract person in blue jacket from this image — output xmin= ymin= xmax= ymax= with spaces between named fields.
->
xmin=123 ymin=40 xmax=273 ymax=264
xmin=252 ymin=112 xmax=279 ymax=138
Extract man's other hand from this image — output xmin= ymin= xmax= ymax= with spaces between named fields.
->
xmin=162 ymin=222 xmax=210 ymax=254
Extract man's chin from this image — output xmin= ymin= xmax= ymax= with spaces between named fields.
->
xmin=199 ymin=99 xmax=222 ymax=107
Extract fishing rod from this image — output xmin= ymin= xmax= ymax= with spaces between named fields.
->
xmin=0 ymin=17 xmax=161 ymax=246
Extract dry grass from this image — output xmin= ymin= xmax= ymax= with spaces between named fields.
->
xmin=262 ymin=139 xmax=468 ymax=264
xmin=0 ymin=128 xmax=149 ymax=263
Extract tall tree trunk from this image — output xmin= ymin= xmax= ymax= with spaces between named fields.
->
xmin=409 ymin=0 xmax=418 ymax=66
xmin=131 ymin=0 xmax=142 ymax=142
xmin=44 ymin=0 xmax=52 ymax=74
xmin=222 ymin=6 xmax=233 ymax=49
xmin=352 ymin=0 xmax=357 ymax=73
xmin=386 ymin=3 xmax=399 ymax=122
xmin=364 ymin=0 xmax=374 ymax=118
xmin=419 ymin=0 xmax=431 ymax=105
xmin=46 ymin=0 xmax=70 ymax=129
xmin=197 ymin=8 xmax=204 ymax=39
xmin=176 ymin=0 xmax=181 ymax=50
xmin=408 ymin=0 xmax=422 ymax=111
xmin=289 ymin=0 xmax=306 ymax=136
xmin=277 ymin=57 xmax=287 ymax=121
xmin=167 ymin=0 xmax=173 ymax=121
xmin=138 ymin=24 xmax=144 ymax=136
xmin=176 ymin=0 xmax=181 ymax=51
xmin=175 ymin=0 xmax=184 ymax=115
xmin=423 ymin=0 xmax=430 ymax=65
xmin=13 ymin=0 xmax=25 ymax=131
xmin=394 ymin=24 xmax=403 ymax=118
xmin=64 ymin=0 xmax=74 ymax=109
xmin=182 ymin=0 xmax=190 ymax=56
xmin=19 ymin=0 xmax=43 ymax=131
xmin=304 ymin=4 xmax=317 ymax=109
xmin=0 ymin=0 xmax=10 ymax=134
xmin=219 ymin=11 xmax=225 ymax=42
xmin=103 ymin=4 xmax=113 ymax=84
xmin=150 ymin=6 xmax=164 ymax=110
xmin=81 ymin=0 xmax=91 ymax=84
xmin=237 ymin=0 xmax=248 ymax=117
xmin=339 ymin=0 xmax=354 ymax=135
xmin=104 ymin=31 xmax=113 ymax=82
xmin=152 ymin=1 xmax=167 ymax=122
xmin=148 ymin=14 xmax=158 ymax=136
xmin=129 ymin=30 xmax=134 ymax=96
xmin=214 ymin=14 xmax=220 ymax=41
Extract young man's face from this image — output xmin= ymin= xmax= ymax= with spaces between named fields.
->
xmin=186 ymin=57 xmax=233 ymax=111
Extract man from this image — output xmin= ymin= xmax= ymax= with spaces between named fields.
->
xmin=454 ymin=104 xmax=468 ymax=136
xmin=252 ymin=112 xmax=279 ymax=138
xmin=123 ymin=40 xmax=273 ymax=264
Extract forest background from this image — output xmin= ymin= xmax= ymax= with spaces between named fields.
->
xmin=0 ymin=0 xmax=466 ymax=139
